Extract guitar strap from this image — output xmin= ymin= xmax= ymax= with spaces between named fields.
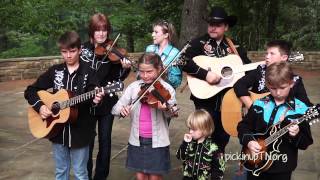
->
xmin=225 ymin=37 xmax=239 ymax=56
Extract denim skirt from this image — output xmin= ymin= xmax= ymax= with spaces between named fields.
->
xmin=126 ymin=137 xmax=171 ymax=175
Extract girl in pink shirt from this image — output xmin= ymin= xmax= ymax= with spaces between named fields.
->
xmin=112 ymin=52 xmax=178 ymax=180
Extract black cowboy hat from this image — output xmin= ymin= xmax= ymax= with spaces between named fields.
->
xmin=204 ymin=6 xmax=237 ymax=27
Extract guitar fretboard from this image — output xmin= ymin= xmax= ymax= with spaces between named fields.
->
xmin=264 ymin=119 xmax=302 ymax=146
xmin=235 ymin=61 xmax=265 ymax=73
xmin=60 ymin=88 xmax=104 ymax=109
xmin=265 ymin=106 xmax=319 ymax=146
xmin=51 ymin=82 xmax=123 ymax=110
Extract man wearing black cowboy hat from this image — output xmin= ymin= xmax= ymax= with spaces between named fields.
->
xmin=182 ymin=6 xmax=251 ymax=153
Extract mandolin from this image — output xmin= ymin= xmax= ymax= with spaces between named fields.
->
xmin=241 ymin=104 xmax=319 ymax=176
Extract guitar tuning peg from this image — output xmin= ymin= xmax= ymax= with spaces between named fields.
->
xmin=108 ymin=82 xmax=111 ymax=85
xmin=109 ymin=93 xmax=113 ymax=97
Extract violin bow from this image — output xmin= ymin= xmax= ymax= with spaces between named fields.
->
xmin=103 ymin=33 xmax=138 ymax=70
xmin=100 ymin=34 xmax=120 ymax=63
xmin=129 ymin=42 xmax=191 ymax=110
xmin=105 ymin=33 xmax=121 ymax=56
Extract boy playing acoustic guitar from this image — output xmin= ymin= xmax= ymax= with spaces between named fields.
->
xmin=24 ymin=31 xmax=104 ymax=180
xmin=237 ymin=61 xmax=313 ymax=179
xmin=234 ymin=40 xmax=312 ymax=109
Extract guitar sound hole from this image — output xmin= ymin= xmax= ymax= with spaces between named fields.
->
xmin=51 ymin=102 xmax=61 ymax=116
xmin=221 ymin=67 xmax=233 ymax=78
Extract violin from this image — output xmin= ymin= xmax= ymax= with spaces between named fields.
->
xmin=95 ymin=40 xmax=127 ymax=62
xmin=126 ymin=42 xmax=191 ymax=116
xmin=94 ymin=36 xmax=137 ymax=69
xmin=138 ymin=81 xmax=179 ymax=117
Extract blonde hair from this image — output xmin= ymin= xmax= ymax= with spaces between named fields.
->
xmin=153 ymin=20 xmax=176 ymax=43
xmin=266 ymin=61 xmax=294 ymax=87
xmin=186 ymin=109 xmax=214 ymax=137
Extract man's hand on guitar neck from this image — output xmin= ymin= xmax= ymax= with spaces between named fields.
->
xmin=39 ymin=105 xmax=52 ymax=119
xmin=206 ymin=71 xmax=221 ymax=85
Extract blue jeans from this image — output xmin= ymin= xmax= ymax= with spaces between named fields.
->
xmin=87 ymin=114 xmax=114 ymax=180
xmin=52 ymin=143 xmax=89 ymax=180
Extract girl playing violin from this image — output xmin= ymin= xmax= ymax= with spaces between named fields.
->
xmin=80 ymin=13 xmax=131 ymax=180
xmin=112 ymin=52 xmax=177 ymax=180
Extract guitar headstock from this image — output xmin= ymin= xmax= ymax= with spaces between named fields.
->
xmin=304 ymin=104 xmax=320 ymax=125
xmin=104 ymin=81 xmax=124 ymax=97
xmin=172 ymin=54 xmax=189 ymax=66
xmin=288 ymin=52 xmax=304 ymax=62
xmin=171 ymin=41 xmax=192 ymax=67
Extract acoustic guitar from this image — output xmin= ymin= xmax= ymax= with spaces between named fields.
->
xmin=241 ymin=104 xmax=320 ymax=176
xmin=186 ymin=52 xmax=304 ymax=99
xmin=221 ymin=89 xmax=269 ymax=137
xmin=28 ymin=81 xmax=124 ymax=139
xmin=186 ymin=55 xmax=265 ymax=99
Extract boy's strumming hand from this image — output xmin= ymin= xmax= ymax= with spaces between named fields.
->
xmin=184 ymin=133 xmax=192 ymax=142
xmin=39 ymin=105 xmax=52 ymax=119
xmin=288 ymin=124 xmax=299 ymax=137
xmin=239 ymin=96 xmax=253 ymax=109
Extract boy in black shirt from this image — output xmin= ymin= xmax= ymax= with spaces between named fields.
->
xmin=237 ymin=62 xmax=313 ymax=179
xmin=234 ymin=40 xmax=312 ymax=108
xmin=24 ymin=31 xmax=104 ymax=179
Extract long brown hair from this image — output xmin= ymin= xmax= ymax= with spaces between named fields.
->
xmin=88 ymin=13 xmax=112 ymax=40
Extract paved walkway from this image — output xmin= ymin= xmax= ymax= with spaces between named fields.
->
xmin=0 ymin=68 xmax=319 ymax=180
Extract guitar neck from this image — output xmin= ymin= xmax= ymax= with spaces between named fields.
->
xmin=236 ymin=61 xmax=265 ymax=73
xmin=60 ymin=87 xmax=104 ymax=109
xmin=264 ymin=117 xmax=304 ymax=146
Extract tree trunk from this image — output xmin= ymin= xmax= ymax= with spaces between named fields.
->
xmin=266 ymin=0 xmax=279 ymax=39
xmin=178 ymin=0 xmax=208 ymax=48
xmin=126 ymin=30 xmax=134 ymax=52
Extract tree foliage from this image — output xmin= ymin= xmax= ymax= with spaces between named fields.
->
xmin=0 ymin=0 xmax=319 ymax=58
xmin=208 ymin=0 xmax=320 ymax=50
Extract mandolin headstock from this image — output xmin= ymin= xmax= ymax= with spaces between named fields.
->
xmin=304 ymin=104 xmax=320 ymax=125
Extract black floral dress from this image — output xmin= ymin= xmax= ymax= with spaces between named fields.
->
xmin=176 ymin=137 xmax=225 ymax=180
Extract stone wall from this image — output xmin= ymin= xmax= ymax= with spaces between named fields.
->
xmin=0 ymin=53 xmax=143 ymax=82
xmin=0 ymin=51 xmax=319 ymax=82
